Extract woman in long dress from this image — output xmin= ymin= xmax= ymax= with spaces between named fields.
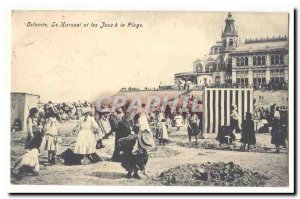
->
xmin=74 ymin=107 xmax=100 ymax=163
xmin=271 ymin=112 xmax=286 ymax=153
xmin=241 ymin=112 xmax=256 ymax=151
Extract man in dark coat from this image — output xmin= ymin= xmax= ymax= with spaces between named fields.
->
xmin=241 ymin=112 xmax=256 ymax=151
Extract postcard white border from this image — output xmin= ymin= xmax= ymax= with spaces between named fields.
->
xmin=1 ymin=0 xmax=297 ymax=194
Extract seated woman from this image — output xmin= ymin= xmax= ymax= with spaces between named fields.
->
xmin=12 ymin=148 xmax=40 ymax=180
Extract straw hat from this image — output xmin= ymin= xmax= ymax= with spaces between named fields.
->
xmin=138 ymin=130 xmax=155 ymax=150
xmin=82 ymin=106 xmax=92 ymax=115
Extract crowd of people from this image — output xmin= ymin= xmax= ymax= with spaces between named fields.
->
xmin=216 ymin=103 xmax=288 ymax=153
xmin=12 ymin=98 xmax=204 ymax=180
xmin=12 ymin=94 xmax=288 ymax=180
xmin=119 ymin=82 xmax=288 ymax=93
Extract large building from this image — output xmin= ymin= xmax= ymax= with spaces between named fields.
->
xmin=174 ymin=12 xmax=288 ymax=89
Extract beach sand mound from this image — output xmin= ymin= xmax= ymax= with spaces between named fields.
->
xmin=148 ymin=146 xmax=180 ymax=158
xmin=177 ymin=141 xmax=272 ymax=153
xmin=159 ymin=161 xmax=269 ymax=186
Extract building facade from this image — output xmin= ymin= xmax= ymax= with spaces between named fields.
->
xmin=174 ymin=12 xmax=288 ymax=89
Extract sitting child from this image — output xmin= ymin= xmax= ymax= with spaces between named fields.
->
xmin=12 ymin=148 xmax=40 ymax=179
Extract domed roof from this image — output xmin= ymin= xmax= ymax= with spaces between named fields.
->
xmin=223 ymin=12 xmax=237 ymax=35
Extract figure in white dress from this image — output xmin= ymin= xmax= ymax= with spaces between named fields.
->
xmin=174 ymin=112 xmax=184 ymax=131
xmin=138 ymin=105 xmax=153 ymax=138
xmin=74 ymin=107 xmax=100 ymax=162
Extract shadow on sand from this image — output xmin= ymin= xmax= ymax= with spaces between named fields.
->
xmin=88 ymin=171 xmax=127 ymax=179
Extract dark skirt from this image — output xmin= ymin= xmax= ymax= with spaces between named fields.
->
xmin=241 ymin=132 xmax=256 ymax=145
xmin=25 ymin=132 xmax=43 ymax=150
xmin=120 ymin=149 xmax=148 ymax=172
xmin=188 ymin=123 xmax=199 ymax=136
xmin=230 ymin=118 xmax=240 ymax=133
xmin=241 ymin=120 xmax=256 ymax=145
xmin=271 ymin=129 xmax=286 ymax=147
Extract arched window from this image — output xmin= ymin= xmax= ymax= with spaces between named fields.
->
xmin=229 ymin=39 xmax=233 ymax=46
xmin=196 ymin=63 xmax=203 ymax=73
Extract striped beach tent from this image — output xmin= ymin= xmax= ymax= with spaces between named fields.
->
xmin=203 ymin=88 xmax=254 ymax=134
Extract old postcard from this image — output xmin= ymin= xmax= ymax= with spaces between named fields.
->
xmin=10 ymin=10 xmax=294 ymax=193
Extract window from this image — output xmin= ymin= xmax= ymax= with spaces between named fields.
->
xmin=257 ymin=56 xmax=261 ymax=65
xmin=253 ymin=70 xmax=266 ymax=85
xmin=229 ymin=39 xmax=233 ymax=46
xmin=236 ymin=56 xmax=249 ymax=67
xmin=271 ymin=69 xmax=285 ymax=83
xmin=236 ymin=71 xmax=248 ymax=86
xmin=253 ymin=55 xmax=266 ymax=66
xmin=262 ymin=56 xmax=266 ymax=65
xmin=271 ymin=54 xmax=284 ymax=65
xmin=280 ymin=55 xmax=284 ymax=64
xmin=253 ymin=56 xmax=257 ymax=66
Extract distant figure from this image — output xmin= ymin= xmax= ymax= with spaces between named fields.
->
xmin=271 ymin=110 xmax=286 ymax=153
xmin=187 ymin=112 xmax=199 ymax=142
xmin=158 ymin=118 xmax=169 ymax=145
xmin=174 ymin=112 xmax=183 ymax=131
xmin=230 ymin=104 xmax=240 ymax=134
xmin=241 ymin=112 xmax=256 ymax=151
xmin=25 ymin=108 xmax=42 ymax=150
xmin=12 ymin=148 xmax=40 ymax=179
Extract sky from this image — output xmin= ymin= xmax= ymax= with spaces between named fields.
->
xmin=11 ymin=11 xmax=289 ymax=102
